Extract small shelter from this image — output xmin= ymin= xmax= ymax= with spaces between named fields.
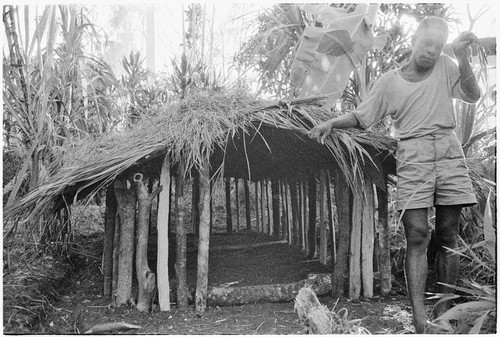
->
xmin=4 ymin=90 xmax=397 ymax=312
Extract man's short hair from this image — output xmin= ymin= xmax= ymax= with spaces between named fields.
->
xmin=415 ymin=16 xmax=449 ymax=38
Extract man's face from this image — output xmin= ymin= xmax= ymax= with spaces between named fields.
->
xmin=412 ymin=27 xmax=447 ymax=69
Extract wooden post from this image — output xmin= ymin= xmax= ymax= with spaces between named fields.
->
xmin=254 ymin=181 xmax=260 ymax=232
xmin=307 ymin=175 xmax=317 ymax=259
xmin=195 ymin=162 xmax=211 ymax=312
xmin=300 ymin=179 xmax=306 ymax=251
xmin=114 ymin=178 xmax=136 ymax=307
xmin=103 ymin=184 xmax=117 ymax=297
xmin=225 ymin=178 xmax=233 ymax=232
xmin=319 ymin=171 xmax=328 ymax=265
xmin=271 ymin=178 xmax=280 ymax=239
xmin=361 ymin=183 xmax=375 ymax=298
xmin=377 ymin=184 xmax=391 ymax=296
xmin=289 ymin=179 xmax=299 ymax=246
xmin=175 ymin=168 xmax=188 ymax=309
xmin=326 ymin=171 xmax=335 ymax=264
xmin=244 ymin=179 xmax=251 ymax=230
xmin=260 ymin=180 xmax=266 ymax=232
xmin=157 ymin=155 xmax=171 ymax=311
xmin=266 ymin=180 xmax=272 ymax=235
xmin=332 ymin=170 xmax=351 ymax=297
xmin=285 ymin=182 xmax=292 ymax=244
xmin=192 ymin=169 xmax=200 ymax=235
xmin=349 ymin=183 xmax=362 ymax=300
xmin=235 ymin=178 xmax=240 ymax=231
xmin=112 ymin=213 xmax=120 ymax=295
xmin=134 ymin=173 xmax=161 ymax=312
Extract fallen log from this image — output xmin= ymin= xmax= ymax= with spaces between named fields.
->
xmin=205 ymin=273 xmax=332 ymax=307
xmin=84 ymin=322 xmax=141 ymax=334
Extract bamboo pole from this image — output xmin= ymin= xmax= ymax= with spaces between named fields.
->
xmin=225 ymin=178 xmax=233 ymax=232
xmin=376 ymin=184 xmax=391 ymax=296
xmin=319 ymin=171 xmax=327 ymax=265
xmin=349 ymin=183 xmax=362 ymax=300
xmin=103 ymin=184 xmax=117 ymax=297
xmin=244 ymin=179 xmax=251 ymax=230
xmin=332 ymin=170 xmax=351 ymax=297
xmin=254 ymin=181 xmax=260 ymax=232
xmin=303 ymin=180 xmax=309 ymax=254
xmin=175 ymin=167 xmax=188 ymax=309
xmin=195 ymin=162 xmax=211 ymax=312
xmin=235 ymin=178 xmax=240 ymax=231
xmin=157 ymin=155 xmax=171 ymax=311
xmin=361 ymin=183 xmax=374 ymax=298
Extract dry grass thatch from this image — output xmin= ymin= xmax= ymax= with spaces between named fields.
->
xmin=4 ymin=89 xmax=396 ymax=230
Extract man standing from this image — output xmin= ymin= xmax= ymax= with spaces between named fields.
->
xmin=308 ymin=17 xmax=480 ymax=333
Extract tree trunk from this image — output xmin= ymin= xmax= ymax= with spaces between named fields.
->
xmin=349 ymin=184 xmax=362 ymax=300
xmin=103 ymin=184 xmax=117 ymax=297
xmin=195 ymin=163 xmax=211 ymax=312
xmin=271 ymin=178 xmax=280 ymax=239
xmin=134 ymin=173 xmax=161 ymax=312
xmin=254 ymin=181 xmax=260 ymax=232
xmin=235 ymin=178 xmax=240 ymax=231
xmin=114 ymin=178 xmax=136 ymax=307
xmin=376 ymin=185 xmax=391 ymax=296
xmin=225 ymin=178 xmax=233 ymax=232
xmin=318 ymin=171 xmax=328 ymax=265
xmin=332 ymin=170 xmax=351 ymax=297
xmin=307 ymin=176 xmax=316 ymax=259
xmin=244 ymin=179 xmax=251 ymax=230
xmin=206 ymin=273 xmax=332 ymax=306
xmin=157 ymin=155 xmax=171 ymax=311
xmin=361 ymin=183 xmax=374 ymax=298
xmin=175 ymin=168 xmax=188 ymax=309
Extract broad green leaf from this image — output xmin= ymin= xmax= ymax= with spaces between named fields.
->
xmin=436 ymin=301 xmax=495 ymax=321
xmin=290 ymin=4 xmax=379 ymax=107
xmin=469 ymin=311 xmax=490 ymax=334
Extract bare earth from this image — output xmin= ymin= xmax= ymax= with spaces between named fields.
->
xmin=4 ymin=231 xmax=415 ymax=334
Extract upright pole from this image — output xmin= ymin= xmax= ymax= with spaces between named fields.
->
xmin=195 ymin=162 xmax=211 ymax=312
xmin=157 ymin=155 xmax=171 ymax=310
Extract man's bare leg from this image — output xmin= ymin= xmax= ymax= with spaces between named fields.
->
xmin=402 ymin=208 xmax=430 ymax=333
xmin=433 ymin=205 xmax=462 ymax=319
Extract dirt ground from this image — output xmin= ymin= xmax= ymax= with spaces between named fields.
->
xmin=3 ymin=230 xmax=417 ymax=335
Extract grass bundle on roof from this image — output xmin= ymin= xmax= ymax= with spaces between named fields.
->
xmin=4 ymin=89 xmax=397 ymax=234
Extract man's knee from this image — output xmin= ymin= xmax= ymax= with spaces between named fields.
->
xmin=406 ymin=226 xmax=431 ymax=248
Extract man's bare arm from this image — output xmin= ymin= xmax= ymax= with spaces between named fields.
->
xmin=308 ymin=112 xmax=359 ymax=144
xmin=452 ymin=31 xmax=481 ymax=102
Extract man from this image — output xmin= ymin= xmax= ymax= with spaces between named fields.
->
xmin=308 ymin=17 xmax=480 ymax=333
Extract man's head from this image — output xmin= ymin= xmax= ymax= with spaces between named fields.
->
xmin=411 ymin=17 xmax=449 ymax=70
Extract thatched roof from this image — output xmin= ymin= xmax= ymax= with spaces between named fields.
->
xmin=4 ymin=90 xmax=396 ymax=224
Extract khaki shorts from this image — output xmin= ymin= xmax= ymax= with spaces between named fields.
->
xmin=395 ymin=130 xmax=477 ymax=211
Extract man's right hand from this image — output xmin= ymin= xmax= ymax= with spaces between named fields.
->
xmin=308 ymin=120 xmax=333 ymax=144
